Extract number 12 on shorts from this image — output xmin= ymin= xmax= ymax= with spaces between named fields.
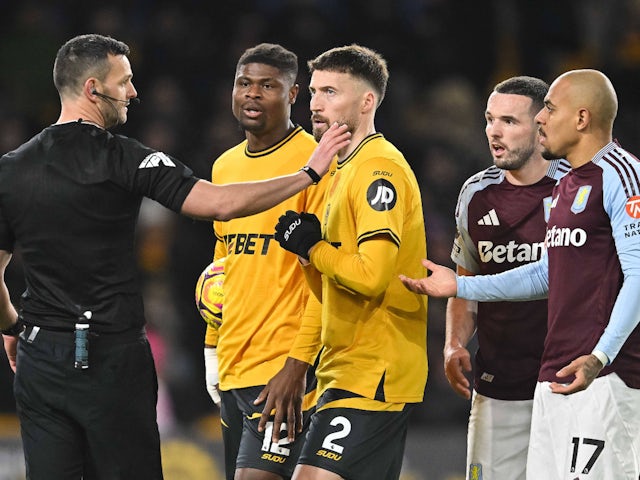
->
xmin=570 ymin=437 xmax=604 ymax=475
xmin=261 ymin=422 xmax=291 ymax=456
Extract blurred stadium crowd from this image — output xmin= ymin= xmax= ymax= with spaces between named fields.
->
xmin=1 ymin=0 xmax=639 ymax=435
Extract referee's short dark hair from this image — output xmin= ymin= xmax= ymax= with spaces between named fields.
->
xmin=308 ymin=44 xmax=389 ymax=107
xmin=236 ymin=43 xmax=298 ymax=85
xmin=494 ymin=76 xmax=549 ymax=115
xmin=53 ymin=34 xmax=130 ymax=98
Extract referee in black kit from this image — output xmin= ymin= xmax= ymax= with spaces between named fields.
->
xmin=0 ymin=34 xmax=349 ymax=480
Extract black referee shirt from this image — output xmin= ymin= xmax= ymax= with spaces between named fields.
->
xmin=0 ymin=121 xmax=198 ymax=332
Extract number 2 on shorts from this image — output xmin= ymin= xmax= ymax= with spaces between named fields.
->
xmin=322 ymin=416 xmax=352 ymax=454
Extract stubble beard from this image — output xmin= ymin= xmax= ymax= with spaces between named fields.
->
xmin=312 ymin=125 xmax=327 ymax=143
xmin=494 ymin=144 xmax=536 ymax=170
xmin=313 ymin=117 xmax=355 ymax=143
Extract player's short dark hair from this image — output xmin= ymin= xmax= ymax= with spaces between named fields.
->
xmin=494 ymin=76 xmax=549 ymax=114
xmin=53 ymin=34 xmax=130 ymax=97
xmin=308 ymin=44 xmax=389 ymax=107
xmin=236 ymin=43 xmax=298 ymax=84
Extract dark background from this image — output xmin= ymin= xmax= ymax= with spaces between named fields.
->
xmin=0 ymin=0 xmax=639 ymax=447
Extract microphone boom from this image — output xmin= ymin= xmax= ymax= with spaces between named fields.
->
xmin=94 ymin=91 xmax=140 ymax=104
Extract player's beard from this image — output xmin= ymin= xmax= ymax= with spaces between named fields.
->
xmin=312 ymin=125 xmax=325 ymax=143
xmin=494 ymin=143 xmax=536 ymax=170
xmin=312 ymin=116 xmax=356 ymax=143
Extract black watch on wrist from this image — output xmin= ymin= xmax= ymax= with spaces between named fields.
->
xmin=300 ymin=166 xmax=321 ymax=185
xmin=1 ymin=321 xmax=23 ymax=337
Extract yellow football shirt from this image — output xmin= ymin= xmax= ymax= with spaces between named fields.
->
xmin=204 ymin=126 xmax=331 ymax=391
xmin=313 ymin=133 xmax=428 ymax=404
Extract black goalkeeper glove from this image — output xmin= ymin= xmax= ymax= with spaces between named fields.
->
xmin=274 ymin=210 xmax=322 ymax=260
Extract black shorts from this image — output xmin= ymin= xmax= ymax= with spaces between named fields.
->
xmin=14 ymin=325 xmax=162 ymax=480
xmin=220 ymin=385 xmax=314 ymax=480
xmin=298 ymin=389 xmax=413 ymax=480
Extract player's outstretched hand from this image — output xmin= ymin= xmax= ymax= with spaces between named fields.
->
xmin=274 ymin=211 xmax=322 ymax=260
xmin=305 ymin=123 xmax=350 ymax=177
xmin=399 ymin=259 xmax=458 ymax=297
xmin=444 ymin=344 xmax=472 ymax=399
xmin=254 ymin=357 xmax=310 ymax=443
xmin=549 ymin=354 xmax=604 ymax=395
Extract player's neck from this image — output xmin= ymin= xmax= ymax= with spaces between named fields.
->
xmin=566 ymin=134 xmax=613 ymax=169
xmin=337 ymin=122 xmax=375 ymax=161
xmin=245 ymin=122 xmax=295 ymax=153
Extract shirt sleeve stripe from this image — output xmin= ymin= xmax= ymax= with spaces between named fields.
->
xmin=357 ymin=228 xmax=401 ymax=247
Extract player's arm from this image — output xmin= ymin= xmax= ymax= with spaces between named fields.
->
xmin=298 ymin=156 xmax=332 ymax=302
xmin=181 ymin=124 xmax=349 ymax=221
xmin=203 ymin=270 xmax=221 ymax=406
xmin=204 ymin=325 xmax=221 ymax=406
xmin=444 ymin=266 xmax=477 ymax=399
xmin=456 ymin=253 xmax=549 ymax=301
xmin=203 ymin=240 xmax=226 ymax=351
xmin=0 ymin=250 xmax=20 ymax=373
xmin=203 ymin=239 xmax=225 ymax=406
xmin=443 ymin=187 xmax=478 ymax=399
xmin=591 ymin=181 xmax=640 ymax=366
xmin=254 ymin=291 xmax=322 ymax=443
xmin=301 ymin=262 xmax=322 ymax=302
xmin=401 ymin=255 xmax=549 ymax=301
xmin=273 ymin=210 xmax=398 ymax=296
xmin=552 ymin=175 xmax=640 ymax=394
xmin=204 ymin=325 xmax=219 ymax=349
xmin=550 ymin=272 xmax=640 ymax=395
xmin=309 ymin=235 xmax=398 ymax=297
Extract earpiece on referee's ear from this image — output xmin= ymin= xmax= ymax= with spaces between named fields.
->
xmin=91 ymin=89 xmax=97 ymax=95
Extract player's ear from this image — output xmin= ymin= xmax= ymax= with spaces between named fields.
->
xmin=361 ymin=90 xmax=376 ymax=114
xmin=289 ymin=83 xmax=299 ymax=105
xmin=576 ymin=107 xmax=591 ymax=132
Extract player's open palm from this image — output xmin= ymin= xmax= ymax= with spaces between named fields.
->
xmin=444 ymin=345 xmax=472 ymax=399
xmin=399 ymin=259 xmax=458 ymax=298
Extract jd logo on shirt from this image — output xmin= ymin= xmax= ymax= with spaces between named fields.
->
xmin=367 ymin=179 xmax=397 ymax=211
